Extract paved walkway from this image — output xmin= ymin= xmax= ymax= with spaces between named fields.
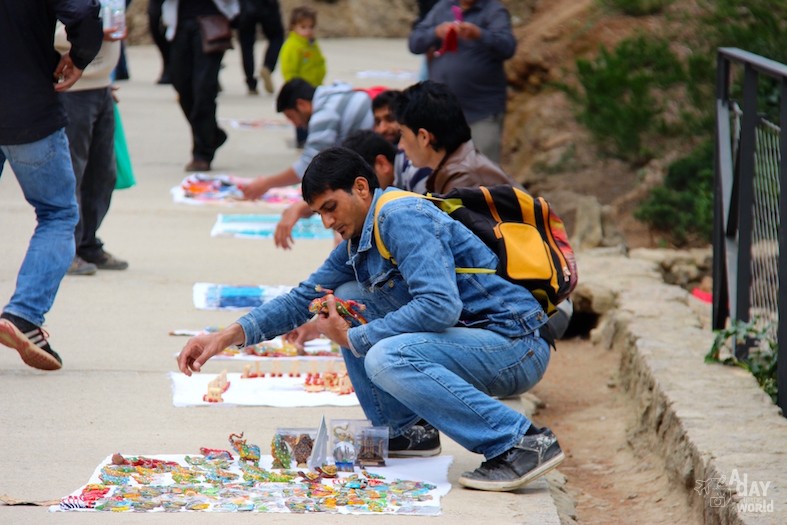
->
xmin=0 ymin=40 xmax=561 ymax=524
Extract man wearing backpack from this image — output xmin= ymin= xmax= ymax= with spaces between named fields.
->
xmin=394 ymin=80 xmax=576 ymax=336
xmin=178 ymin=146 xmax=565 ymax=492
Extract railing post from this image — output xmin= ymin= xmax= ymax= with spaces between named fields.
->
xmin=777 ymin=77 xmax=787 ymax=414
xmin=734 ymin=63 xmax=759 ymax=359
xmin=713 ymin=53 xmax=731 ymax=330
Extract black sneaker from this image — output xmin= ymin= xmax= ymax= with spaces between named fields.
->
xmin=0 ymin=313 xmax=62 ymax=370
xmin=388 ymin=419 xmax=441 ymax=457
xmin=458 ymin=428 xmax=565 ymax=491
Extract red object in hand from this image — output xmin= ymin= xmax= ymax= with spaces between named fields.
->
xmin=435 ymin=25 xmax=458 ymax=56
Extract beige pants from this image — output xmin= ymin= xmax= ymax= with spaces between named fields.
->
xmin=469 ymin=113 xmax=504 ymax=164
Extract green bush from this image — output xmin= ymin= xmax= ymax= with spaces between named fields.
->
xmin=705 ymin=317 xmax=778 ymax=404
xmin=635 ymin=140 xmax=714 ymax=245
xmin=574 ymin=35 xmax=684 ymax=163
xmin=599 ymin=0 xmax=673 ymax=16
xmin=703 ymin=0 xmax=787 ymax=66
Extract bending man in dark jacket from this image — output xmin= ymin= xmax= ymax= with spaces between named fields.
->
xmin=0 ymin=0 xmax=102 ymax=371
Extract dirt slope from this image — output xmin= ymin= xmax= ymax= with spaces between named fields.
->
xmin=502 ymin=0 xmax=690 ymax=249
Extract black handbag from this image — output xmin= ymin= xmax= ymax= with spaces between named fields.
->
xmin=196 ymin=15 xmax=234 ymax=54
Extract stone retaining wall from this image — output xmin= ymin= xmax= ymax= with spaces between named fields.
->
xmin=575 ymin=248 xmax=787 ymax=525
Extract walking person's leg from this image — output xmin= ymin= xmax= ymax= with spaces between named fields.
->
xmin=237 ymin=12 xmax=259 ymax=93
xmin=60 ymin=90 xmax=98 ymax=276
xmin=189 ymin=42 xmax=226 ymax=169
xmin=72 ymin=88 xmax=127 ymax=270
xmin=258 ymin=0 xmax=284 ymax=94
xmin=0 ymin=129 xmax=79 ymax=369
xmin=170 ymin=21 xmax=220 ymax=171
xmin=147 ymin=0 xmax=171 ymax=84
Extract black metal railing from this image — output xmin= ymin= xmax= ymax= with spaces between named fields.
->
xmin=714 ymin=47 xmax=787 ymax=414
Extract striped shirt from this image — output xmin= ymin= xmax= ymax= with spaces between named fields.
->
xmin=293 ymin=82 xmax=374 ymax=179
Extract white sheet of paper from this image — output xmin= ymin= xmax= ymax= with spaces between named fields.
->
xmin=170 ymin=372 xmax=360 ymax=407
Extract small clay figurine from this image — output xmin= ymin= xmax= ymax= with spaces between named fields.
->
xmin=308 ymin=285 xmax=367 ymax=324
xmin=291 ymin=434 xmax=314 ymax=467
xmin=270 ymin=433 xmax=292 ymax=469
xmin=228 ymin=432 xmax=260 ymax=465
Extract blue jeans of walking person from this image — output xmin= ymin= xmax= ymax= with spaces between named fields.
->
xmin=333 ymin=281 xmax=551 ymax=459
xmin=0 ymin=129 xmax=79 ymax=327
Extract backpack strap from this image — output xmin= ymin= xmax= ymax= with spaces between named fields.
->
xmin=372 ymin=190 xmax=495 ymax=275
xmin=373 ymin=190 xmax=424 ymax=265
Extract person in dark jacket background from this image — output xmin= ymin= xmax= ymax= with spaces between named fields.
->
xmin=0 ymin=0 xmax=103 ymax=371
xmin=408 ymin=0 xmax=516 ymax=164
xmin=161 ymin=0 xmax=240 ymax=172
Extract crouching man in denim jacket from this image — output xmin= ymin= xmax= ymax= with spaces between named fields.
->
xmin=177 ymin=146 xmax=564 ymax=492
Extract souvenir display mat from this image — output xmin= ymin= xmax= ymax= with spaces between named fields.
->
xmin=210 ymin=214 xmax=332 ymax=240
xmin=53 ymin=453 xmax=452 ymax=514
xmin=170 ymin=372 xmax=360 ymax=407
xmin=171 ymin=174 xmax=302 ymax=207
xmin=192 ymin=282 xmax=293 ymax=310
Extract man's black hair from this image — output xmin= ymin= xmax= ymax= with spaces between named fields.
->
xmin=392 ymin=80 xmax=471 ymax=154
xmin=341 ymin=130 xmax=397 ymax=167
xmin=302 ymin=147 xmax=380 ymax=203
xmin=371 ymin=89 xmax=401 ymax=112
xmin=276 ymin=78 xmax=316 ymax=112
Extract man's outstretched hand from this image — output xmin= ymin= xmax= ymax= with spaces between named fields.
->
xmin=177 ymin=324 xmax=245 ymax=376
xmin=239 ymin=177 xmax=270 ymax=200
xmin=274 ymin=201 xmax=314 ymax=249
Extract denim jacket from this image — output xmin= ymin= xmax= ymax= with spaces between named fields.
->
xmin=237 ymin=188 xmax=547 ymax=352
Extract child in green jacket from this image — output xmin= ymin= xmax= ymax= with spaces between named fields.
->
xmin=279 ymin=6 xmax=325 ymax=88
xmin=278 ymin=6 xmax=326 ymax=147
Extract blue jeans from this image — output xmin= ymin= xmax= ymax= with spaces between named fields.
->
xmin=335 ymin=282 xmax=551 ymax=460
xmin=0 ymin=129 xmax=79 ymax=326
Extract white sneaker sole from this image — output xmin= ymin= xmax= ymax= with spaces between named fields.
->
xmin=0 ymin=319 xmax=61 ymax=371
xmin=388 ymin=445 xmax=442 ymax=458
xmin=458 ymin=450 xmax=566 ymax=492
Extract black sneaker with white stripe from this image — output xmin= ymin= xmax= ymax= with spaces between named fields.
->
xmin=388 ymin=419 xmax=441 ymax=457
xmin=458 ymin=427 xmax=565 ymax=491
xmin=0 ymin=312 xmax=62 ymax=370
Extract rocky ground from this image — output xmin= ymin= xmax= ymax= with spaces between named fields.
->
xmin=533 ymin=337 xmax=703 ymax=525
